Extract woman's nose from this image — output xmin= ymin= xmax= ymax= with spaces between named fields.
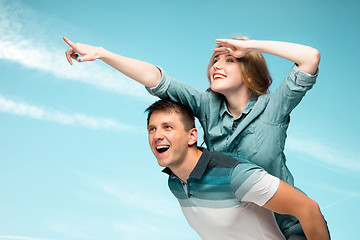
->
xmin=213 ymin=61 xmax=222 ymax=70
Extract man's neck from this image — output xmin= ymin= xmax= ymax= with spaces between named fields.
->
xmin=171 ymin=147 xmax=203 ymax=184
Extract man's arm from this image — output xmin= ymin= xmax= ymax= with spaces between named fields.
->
xmin=63 ymin=36 xmax=161 ymax=88
xmin=263 ymin=180 xmax=329 ymax=240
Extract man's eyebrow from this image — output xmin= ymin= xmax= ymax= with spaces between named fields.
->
xmin=161 ymin=121 xmax=173 ymax=126
xmin=147 ymin=121 xmax=172 ymax=128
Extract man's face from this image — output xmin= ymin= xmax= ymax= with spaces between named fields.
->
xmin=148 ymin=110 xmax=191 ymax=169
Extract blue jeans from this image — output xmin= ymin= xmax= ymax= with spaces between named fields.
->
xmin=284 ymin=219 xmax=331 ymax=240
xmin=285 ymin=222 xmax=307 ymax=240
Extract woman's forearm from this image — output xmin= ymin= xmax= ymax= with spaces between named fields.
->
xmin=246 ymin=40 xmax=320 ymax=75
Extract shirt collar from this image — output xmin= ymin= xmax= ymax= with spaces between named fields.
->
xmin=219 ymin=98 xmax=257 ymax=119
xmin=219 ymin=100 xmax=228 ymax=118
xmin=242 ymin=97 xmax=257 ymax=115
xmin=162 ymin=147 xmax=212 ymax=180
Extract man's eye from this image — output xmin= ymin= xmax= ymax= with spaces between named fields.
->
xmin=165 ymin=126 xmax=172 ymax=129
xmin=148 ymin=127 xmax=155 ymax=132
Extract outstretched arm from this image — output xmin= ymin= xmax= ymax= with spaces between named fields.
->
xmin=63 ymin=36 xmax=161 ymax=88
xmin=263 ymin=180 xmax=329 ymax=240
xmin=214 ymin=39 xmax=320 ymax=75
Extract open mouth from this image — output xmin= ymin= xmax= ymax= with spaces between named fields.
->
xmin=156 ymin=145 xmax=170 ymax=154
xmin=213 ymin=73 xmax=227 ymax=80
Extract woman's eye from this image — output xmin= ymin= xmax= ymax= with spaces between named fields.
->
xmin=226 ymin=58 xmax=235 ymax=62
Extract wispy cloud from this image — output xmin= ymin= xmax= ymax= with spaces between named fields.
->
xmin=0 ymin=236 xmax=56 ymax=240
xmin=300 ymin=181 xmax=360 ymax=210
xmin=76 ymin=172 xmax=181 ymax=219
xmin=0 ymin=0 xmax=154 ymax=99
xmin=323 ymin=193 xmax=360 ymax=209
xmin=49 ymin=220 xmax=99 ymax=240
xmin=47 ymin=173 xmax=190 ymax=240
xmin=98 ymin=182 xmax=181 ymax=219
xmin=0 ymin=94 xmax=137 ymax=131
xmin=113 ymin=218 xmax=183 ymax=240
xmin=286 ymin=135 xmax=360 ymax=173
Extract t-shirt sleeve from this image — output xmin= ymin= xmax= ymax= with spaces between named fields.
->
xmin=231 ymin=163 xmax=280 ymax=206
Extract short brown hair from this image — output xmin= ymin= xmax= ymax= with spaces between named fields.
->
xmin=145 ymin=99 xmax=195 ymax=131
xmin=207 ymin=37 xmax=272 ymax=97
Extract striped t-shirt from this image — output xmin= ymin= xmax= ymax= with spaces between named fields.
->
xmin=163 ymin=149 xmax=285 ymax=240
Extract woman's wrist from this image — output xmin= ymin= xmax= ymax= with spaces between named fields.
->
xmin=97 ymin=47 xmax=111 ymax=60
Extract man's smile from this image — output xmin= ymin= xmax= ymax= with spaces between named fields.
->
xmin=156 ymin=145 xmax=170 ymax=154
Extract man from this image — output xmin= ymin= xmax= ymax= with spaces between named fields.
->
xmin=146 ymin=99 xmax=329 ymax=240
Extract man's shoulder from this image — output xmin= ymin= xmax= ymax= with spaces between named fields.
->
xmin=207 ymin=151 xmax=253 ymax=168
xmin=207 ymin=151 xmax=265 ymax=178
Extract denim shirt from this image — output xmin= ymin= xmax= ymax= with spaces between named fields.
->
xmin=146 ymin=64 xmax=318 ymax=232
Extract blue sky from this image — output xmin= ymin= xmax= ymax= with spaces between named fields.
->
xmin=0 ymin=0 xmax=359 ymax=239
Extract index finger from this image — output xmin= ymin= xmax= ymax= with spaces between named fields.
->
xmin=63 ymin=36 xmax=75 ymax=48
xmin=214 ymin=39 xmax=229 ymax=45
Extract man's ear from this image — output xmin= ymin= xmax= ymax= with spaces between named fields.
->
xmin=188 ymin=128 xmax=198 ymax=146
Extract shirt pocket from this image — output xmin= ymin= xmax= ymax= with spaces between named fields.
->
xmin=233 ymin=124 xmax=258 ymax=160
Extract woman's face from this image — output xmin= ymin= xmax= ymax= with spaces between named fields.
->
xmin=209 ymin=54 xmax=247 ymax=95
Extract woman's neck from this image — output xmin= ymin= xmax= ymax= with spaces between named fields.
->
xmin=224 ymin=89 xmax=251 ymax=119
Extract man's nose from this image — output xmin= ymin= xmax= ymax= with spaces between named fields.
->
xmin=153 ymin=130 xmax=164 ymax=140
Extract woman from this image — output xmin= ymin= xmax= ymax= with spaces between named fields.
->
xmin=64 ymin=36 xmax=322 ymax=239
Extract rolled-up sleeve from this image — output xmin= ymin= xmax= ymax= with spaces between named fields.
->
xmin=145 ymin=66 xmax=210 ymax=119
xmin=146 ymin=67 xmax=171 ymax=98
xmin=286 ymin=64 xmax=318 ymax=90
xmin=261 ymin=64 xmax=319 ymax=124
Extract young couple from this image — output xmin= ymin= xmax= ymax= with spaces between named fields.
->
xmin=64 ymin=36 xmax=329 ymax=239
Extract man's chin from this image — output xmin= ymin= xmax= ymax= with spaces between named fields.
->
xmin=157 ymin=160 xmax=168 ymax=168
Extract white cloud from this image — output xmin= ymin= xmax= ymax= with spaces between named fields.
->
xmin=323 ymin=193 xmax=360 ymax=210
xmin=0 ymin=94 xmax=137 ymax=131
xmin=286 ymin=136 xmax=360 ymax=173
xmin=75 ymin=172 xmax=181 ymax=220
xmin=113 ymin=218 xmax=183 ymax=240
xmin=0 ymin=0 xmax=154 ymax=99
xmin=299 ymin=181 xmax=360 ymax=210
xmin=47 ymin=173 xmax=191 ymax=240
xmin=0 ymin=236 xmax=55 ymax=240
xmin=98 ymin=182 xmax=181 ymax=219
